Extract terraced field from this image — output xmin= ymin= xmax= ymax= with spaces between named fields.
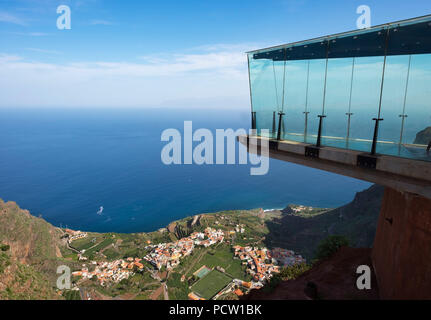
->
xmin=186 ymin=244 xmax=250 ymax=280
xmin=191 ymin=269 xmax=232 ymax=300
xmin=83 ymin=237 xmax=115 ymax=258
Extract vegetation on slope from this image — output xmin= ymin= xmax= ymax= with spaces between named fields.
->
xmin=0 ymin=183 xmax=383 ymax=300
xmin=264 ymin=185 xmax=383 ymax=259
xmin=315 ymin=235 xmax=350 ymax=260
xmin=0 ymin=242 xmax=60 ymax=300
xmin=0 ymin=199 xmax=77 ymax=299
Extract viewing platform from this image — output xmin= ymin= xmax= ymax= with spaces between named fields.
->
xmin=238 ymin=135 xmax=431 ymax=198
xmin=244 ymin=15 xmax=431 ymax=299
xmin=246 ymin=14 xmax=431 ymax=169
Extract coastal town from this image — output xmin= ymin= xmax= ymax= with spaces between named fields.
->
xmin=67 ymin=219 xmax=306 ymax=299
xmin=144 ymin=227 xmax=225 ymax=270
xmin=234 ymin=246 xmax=305 ymax=287
xmin=72 ymin=258 xmax=143 ymax=286
xmin=65 ymin=228 xmax=88 ymax=242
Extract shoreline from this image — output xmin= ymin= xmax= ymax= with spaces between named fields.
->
xmin=54 ymin=204 xmax=333 ymax=235
xmin=0 ymin=197 xmax=336 ymax=235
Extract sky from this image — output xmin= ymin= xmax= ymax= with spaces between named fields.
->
xmin=0 ymin=0 xmax=430 ymax=109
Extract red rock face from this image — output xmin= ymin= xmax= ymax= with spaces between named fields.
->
xmin=243 ymin=247 xmax=380 ymax=300
xmin=372 ymin=187 xmax=431 ymax=299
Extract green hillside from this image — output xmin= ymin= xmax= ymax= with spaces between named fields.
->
xmin=0 ymin=199 xmax=77 ymax=299
xmin=0 ymin=246 xmax=61 ymax=300
xmin=0 ymin=184 xmax=383 ymax=300
xmin=263 ymin=185 xmax=383 ymax=259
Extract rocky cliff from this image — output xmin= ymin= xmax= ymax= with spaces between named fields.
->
xmin=0 ymin=199 xmax=64 ymax=265
xmin=244 ymin=247 xmax=379 ymax=300
xmin=264 ymin=184 xmax=384 ymax=259
xmin=413 ymin=126 xmax=431 ymax=145
xmin=0 ymin=199 xmax=70 ymax=299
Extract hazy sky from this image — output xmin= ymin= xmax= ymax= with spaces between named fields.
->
xmin=0 ymin=0 xmax=430 ymax=109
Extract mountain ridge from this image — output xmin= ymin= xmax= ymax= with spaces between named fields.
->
xmin=0 ymin=184 xmax=383 ymax=299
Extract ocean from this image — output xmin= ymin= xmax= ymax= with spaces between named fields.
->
xmin=0 ymin=108 xmax=371 ymax=233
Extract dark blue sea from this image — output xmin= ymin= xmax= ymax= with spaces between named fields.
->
xmin=0 ymin=108 xmax=371 ymax=233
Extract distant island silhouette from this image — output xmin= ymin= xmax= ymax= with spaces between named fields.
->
xmin=414 ymin=126 xmax=431 ymax=145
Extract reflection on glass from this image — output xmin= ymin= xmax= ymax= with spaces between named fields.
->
xmin=282 ymin=60 xmax=309 ymax=142
xmin=304 ymin=59 xmax=327 ymax=144
xmin=248 ymin=54 xmax=278 ymax=138
xmin=247 ymin=16 xmax=431 ymax=161
xmin=345 ymin=56 xmax=384 ymax=152
xmin=400 ymin=54 xmax=431 ymax=160
xmin=321 ymin=58 xmax=355 ymax=148
xmin=377 ymin=55 xmax=411 ymax=156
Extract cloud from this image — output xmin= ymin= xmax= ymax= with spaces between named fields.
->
xmin=0 ymin=54 xmax=22 ymax=63
xmin=0 ymin=44 xmax=252 ymax=109
xmin=90 ymin=19 xmax=113 ymax=25
xmin=10 ymin=32 xmax=50 ymax=36
xmin=0 ymin=11 xmax=26 ymax=25
xmin=192 ymin=43 xmax=262 ymax=53
xmin=135 ymin=51 xmax=246 ymax=76
xmin=25 ymin=48 xmax=62 ymax=54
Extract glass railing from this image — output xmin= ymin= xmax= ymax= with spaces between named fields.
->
xmin=247 ymin=15 xmax=431 ymax=162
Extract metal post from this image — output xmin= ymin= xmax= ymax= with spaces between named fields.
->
xmin=371 ymin=28 xmax=389 ymax=155
xmin=398 ymin=114 xmax=408 ymax=154
xmin=321 ymin=40 xmax=330 ymax=115
xmin=316 ymin=115 xmax=326 ymax=147
xmin=251 ymin=111 xmax=256 ymax=130
xmin=273 ymin=61 xmax=280 ymax=112
xmin=304 ymin=60 xmax=310 ymax=143
xmin=272 ymin=111 xmax=276 ymax=137
xmin=278 ymin=49 xmax=287 ymax=141
xmin=247 ymin=54 xmax=255 ymax=130
xmin=399 ymin=55 xmax=412 ymax=151
xmin=346 ymin=57 xmax=355 ymax=147
xmin=346 ymin=112 xmax=354 ymax=148
xmin=277 ymin=112 xmax=285 ymax=141
xmin=371 ymin=118 xmax=384 ymax=155
xmin=316 ymin=40 xmax=329 ymax=148
xmin=303 ymin=111 xmax=310 ymax=143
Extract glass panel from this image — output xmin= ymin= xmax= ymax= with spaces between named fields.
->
xmin=248 ymin=54 xmax=280 ymax=138
xmin=399 ymin=53 xmax=431 ymax=161
xmin=320 ymin=57 xmax=355 ymax=148
xmin=247 ymin=16 xmax=431 ymax=161
xmin=282 ymin=60 xmax=309 ymax=142
xmin=347 ymin=56 xmax=385 ymax=152
xmin=376 ymin=55 xmax=410 ymax=157
xmin=303 ymin=59 xmax=327 ymax=144
xmin=272 ymin=55 xmax=286 ymax=138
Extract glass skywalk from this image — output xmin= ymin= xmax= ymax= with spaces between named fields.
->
xmin=247 ymin=15 xmax=431 ymax=162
